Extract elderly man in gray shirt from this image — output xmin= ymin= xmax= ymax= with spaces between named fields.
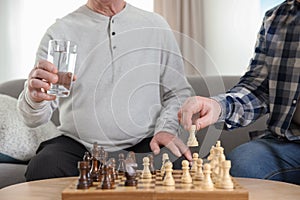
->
xmin=18 ymin=0 xmax=193 ymax=181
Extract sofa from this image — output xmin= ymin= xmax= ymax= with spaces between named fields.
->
xmin=0 ymin=76 xmax=267 ymax=188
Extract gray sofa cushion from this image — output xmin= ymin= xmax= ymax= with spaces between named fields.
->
xmin=0 ymin=94 xmax=60 ymax=161
xmin=0 ymin=163 xmax=26 ymax=188
xmin=0 ymin=79 xmax=60 ymax=126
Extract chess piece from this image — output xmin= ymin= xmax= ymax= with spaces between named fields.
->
xmin=194 ymin=158 xmax=204 ymax=181
xmin=99 ymin=147 xmax=106 ymax=166
xmin=99 ymin=165 xmax=113 ymax=189
xmin=126 ymin=151 xmax=136 ymax=163
xmin=191 ymin=153 xmax=199 ymax=172
xmin=220 ymin=160 xmax=234 ymax=189
xmin=125 ymin=171 xmax=137 ymax=186
xmin=90 ymin=143 xmax=101 ymax=182
xmin=76 ymin=161 xmax=90 ymax=189
xmin=163 ymin=161 xmax=175 ymax=186
xmin=147 ymin=154 xmax=155 ymax=174
xmin=160 ymin=153 xmax=169 ymax=177
xmin=124 ymin=153 xmax=138 ymax=186
xmin=181 ymin=160 xmax=192 ymax=184
xmin=83 ymin=151 xmax=92 ymax=169
xmin=201 ymin=163 xmax=214 ymax=190
xmin=118 ymin=153 xmax=126 ymax=174
xmin=187 ymin=125 xmax=198 ymax=147
xmin=83 ymin=151 xmax=93 ymax=186
xmin=141 ymin=157 xmax=152 ymax=179
xmin=108 ymin=158 xmax=118 ymax=180
xmin=212 ymin=141 xmax=223 ymax=179
xmin=215 ymin=149 xmax=226 ymax=188
xmin=207 ymin=146 xmax=215 ymax=163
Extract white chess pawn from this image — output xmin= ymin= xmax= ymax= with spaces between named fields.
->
xmin=181 ymin=160 xmax=192 ymax=184
xmin=213 ymin=141 xmax=224 ymax=178
xmin=191 ymin=153 xmax=199 ymax=172
xmin=201 ymin=163 xmax=214 ymax=190
xmin=163 ymin=161 xmax=175 ymax=186
xmin=187 ymin=125 xmax=198 ymax=147
xmin=160 ymin=153 xmax=169 ymax=177
xmin=221 ymin=160 xmax=234 ymax=189
xmin=194 ymin=158 xmax=204 ymax=181
xmin=215 ymin=151 xmax=226 ymax=188
xmin=141 ymin=157 xmax=152 ymax=179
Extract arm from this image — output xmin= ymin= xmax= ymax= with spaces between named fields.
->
xmin=150 ymin=20 xmax=194 ymax=160
xmin=214 ymin=18 xmax=270 ymax=130
xmin=179 ymin=16 xmax=270 ymax=131
xmin=17 ymin=32 xmax=59 ymax=128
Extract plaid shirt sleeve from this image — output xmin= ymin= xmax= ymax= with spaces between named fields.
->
xmin=211 ymin=16 xmax=271 ymax=130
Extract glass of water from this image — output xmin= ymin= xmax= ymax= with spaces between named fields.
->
xmin=47 ymin=39 xmax=77 ymax=97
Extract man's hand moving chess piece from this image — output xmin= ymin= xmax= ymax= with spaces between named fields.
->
xmin=177 ymin=96 xmax=221 ymax=131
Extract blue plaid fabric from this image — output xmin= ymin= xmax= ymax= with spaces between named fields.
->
xmin=212 ymin=0 xmax=300 ymax=141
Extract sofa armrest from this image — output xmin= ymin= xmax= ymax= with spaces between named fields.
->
xmin=0 ymin=79 xmax=60 ymax=126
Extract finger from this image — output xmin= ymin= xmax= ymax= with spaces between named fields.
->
xmin=174 ymin=139 xmax=192 ymax=161
xmin=31 ymin=69 xmax=58 ymax=84
xmin=29 ymin=78 xmax=51 ymax=91
xmin=181 ymin=109 xmax=193 ymax=130
xmin=37 ymin=60 xmax=58 ymax=74
xmin=30 ymin=90 xmax=56 ymax=101
xmin=165 ymin=142 xmax=182 ymax=157
xmin=150 ymin=139 xmax=161 ymax=155
xmin=182 ymin=148 xmax=192 ymax=161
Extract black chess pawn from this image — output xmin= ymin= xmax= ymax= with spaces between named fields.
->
xmin=118 ymin=153 xmax=126 ymax=175
xmin=108 ymin=158 xmax=118 ymax=180
xmin=83 ymin=152 xmax=92 ymax=168
xmin=99 ymin=147 xmax=106 ymax=166
xmin=108 ymin=165 xmax=115 ymax=186
xmin=147 ymin=154 xmax=156 ymax=175
xmin=76 ymin=161 xmax=90 ymax=189
xmin=99 ymin=165 xmax=113 ymax=189
xmin=83 ymin=151 xmax=93 ymax=186
xmin=90 ymin=144 xmax=101 ymax=182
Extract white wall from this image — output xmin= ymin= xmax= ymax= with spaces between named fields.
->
xmin=0 ymin=0 xmax=23 ymax=83
xmin=202 ymin=0 xmax=261 ymax=76
xmin=0 ymin=0 xmax=153 ymax=83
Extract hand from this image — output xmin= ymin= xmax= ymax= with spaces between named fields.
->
xmin=27 ymin=60 xmax=76 ymax=103
xmin=150 ymin=131 xmax=192 ymax=161
xmin=27 ymin=60 xmax=58 ymax=102
xmin=178 ymin=96 xmax=222 ymax=131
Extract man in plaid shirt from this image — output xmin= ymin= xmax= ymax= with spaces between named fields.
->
xmin=178 ymin=0 xmax=300 ymax=184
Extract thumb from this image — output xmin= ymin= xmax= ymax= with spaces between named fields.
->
xmin=150 ymin=138 xmax=161 ymax=155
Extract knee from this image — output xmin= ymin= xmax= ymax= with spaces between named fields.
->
xmin=227 ymin=142 xmax=270 ymax=179
xmin=25 ymin=152 xmax=55 ymax=181
xmin=25 ymin=151 xmax=77 ymax=181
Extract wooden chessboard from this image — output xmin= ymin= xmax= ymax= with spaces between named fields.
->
xmin=62 ymin=170 xmax=249 ymax=200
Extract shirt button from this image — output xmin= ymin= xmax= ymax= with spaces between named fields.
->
xmin=112 ymin=19 xmax=114 ymax=23
xmin=292 ymin=99 xmax=297 ymax=105
xmin=113 ymin=46 xmax=116 ymax=50
xmin=112 ymin=32 xmax=116 ymax=36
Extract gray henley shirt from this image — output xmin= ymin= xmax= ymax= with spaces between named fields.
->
xmin=17 ymin=4 xmax=193 ymax=151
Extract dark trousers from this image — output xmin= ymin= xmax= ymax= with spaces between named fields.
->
xmin=25 ymin=135 xmax=186 ymax=181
